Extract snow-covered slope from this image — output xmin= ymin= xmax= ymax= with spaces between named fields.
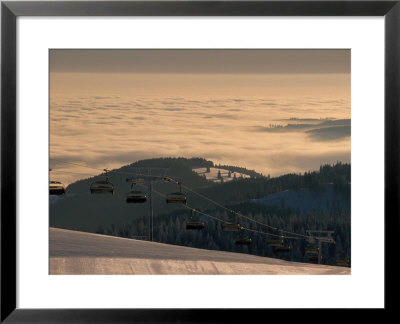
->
xmin=251 ymin=183 xmax=350 ymax=213
xmin=192 ymin=167 xmax=250 ymax=183
xmin=50 ymin=227 xmax=350 ymax=275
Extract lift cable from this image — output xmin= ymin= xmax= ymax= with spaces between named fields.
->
xmin=180 ymin=183 xmax=310 ymax=239
xmin=160 ymin=175 xmax=309 ymax=239
xmin=137 ymin=182 xmax=305 ymax=241
xmin=183 ymin=204 xmax=303 ymax=240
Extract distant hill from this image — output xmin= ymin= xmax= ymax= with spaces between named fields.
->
xmin=50 ymin=157 xmax=262 ymax=232
xmin=65 ymin=157 xmax=213 ymax=194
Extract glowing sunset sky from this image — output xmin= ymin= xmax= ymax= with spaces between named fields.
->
xmin=50 ymin=49 xmax=350 ymax=185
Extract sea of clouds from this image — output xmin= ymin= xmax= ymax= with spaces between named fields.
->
xmin=50 ymin=94 xmax=350 ymax=185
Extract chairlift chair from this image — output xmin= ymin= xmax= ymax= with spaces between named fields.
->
xmin=49 ymin=181 xmax=66 ymax=195
xmin=235 ymin=237 xmax=252 ymax=245
xmin=90 ymin=180 xmax=114 ymax=195
xmin=186 ymin=210 xmax=205 ymax=230
xmin=126 ymin=181 xmax=147 ymax=203
xmin=336 ymin=259 xmax=350 ymax=267
xmin=126 ymin=190 xmax=147 ymax=203
xmin=222 ymin=222 xmax=243 ymax=231
xmin=166 ymin=192 xmax=187 ymax=204
xmin=268 ymin=233 xmax=290 ymax=252
xmin=267 ymin=236 xmax=285 ymax=247
xmin=166 ymin=182 xmax=187 ymax=204
xmin=306 ymin=242 xmax=320 ymax=262
xmin=304 ymin=246 xmax=319 ymax=255
xmin=90 ymin=169 xmax=114 ymax=195
xmin=234 ymin=227 xmax=252 ymax=245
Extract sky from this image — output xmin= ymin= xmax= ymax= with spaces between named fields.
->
xmin=49 ymin=49 xmax=350 ymax=185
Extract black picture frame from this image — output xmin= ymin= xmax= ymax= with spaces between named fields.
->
xmin=1 ymin=0 xmax=399 ymax=322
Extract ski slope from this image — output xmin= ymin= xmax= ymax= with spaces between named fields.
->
xmin=49 ymin=227 xmax=350 ymax=275
xmin=192 ymin=167 xmax=250 ymax=183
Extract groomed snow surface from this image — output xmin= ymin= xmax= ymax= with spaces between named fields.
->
xmin=50 ymin=228 xmax=350 ymax=275
xmin=192 ymin=167 xmax=250 ymax=183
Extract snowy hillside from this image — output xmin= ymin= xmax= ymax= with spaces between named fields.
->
xmin=192 ymin=167 xmax=250 ymax=183
xmin=50 ymin=227 xmax=350 ymax=275
xmin=251 ymin=183 xmax=350 ymax=213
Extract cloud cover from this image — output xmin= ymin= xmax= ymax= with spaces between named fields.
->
xmin=50 ymin=92 xmax=350 ymax=185
xmin=254 ymin=118 xmax=351 ymax=141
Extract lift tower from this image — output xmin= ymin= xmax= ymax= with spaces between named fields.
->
xmin=306 ymin=230 xmax=335 ymax=264
xmin=127 ymin=167 xmax=169 ymax=241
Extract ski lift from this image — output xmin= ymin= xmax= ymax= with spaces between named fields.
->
xmin=126 ymin=181 xmax=147 ymax=203
xmin=186 ymin=210 xmax=205 ymax=230
xmin=222 ymin=222 xmax=243 ymax=231
xmin=49 ymin=169 xmax=66 ymax=195
xmin=305 ymin=244 xmax=319 ymax=262
xmin=304 ymin=246 xmax=319 ymax=255
xmin=166 ymin=192 xmax=187 ymax=204
xmin=268 ymin=233 xmax=291 ymax=252
xmin=235 ymin=229 xmax=252 ymax=245
xmin=166 ymin=181 xmax=187 ymax=204
xmin=267 ymin=236 xmax=285 ymax=247
xmin=90 ymin=169 xmax=114 ymax=195
xmin=49 ymin=181 xmax=66 ymax=195
xmin=336 ymin=259 xmax=350 ymax=267
xmin=304 ymin=237 xmax=319 ymax=259
xmin=126 ymin=190 xmax=147 ymax=203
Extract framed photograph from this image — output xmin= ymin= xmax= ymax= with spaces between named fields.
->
xmin=1 ymin=0 xmax=398 ymax=321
